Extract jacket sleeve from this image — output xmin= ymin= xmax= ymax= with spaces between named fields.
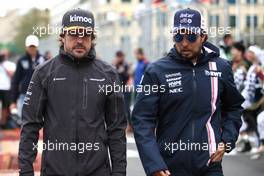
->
xmin=11 ymin=60 xmax=23 ymax=103
xmin=132 ymin=66 xmax=168 ymax=176
xmin=105 ymin=71 xmax=127 ymax=176
xmin=221 ymin=62 xmax=245 ymax=152
xmin=18 ymin=68 xmax=47 ymax=175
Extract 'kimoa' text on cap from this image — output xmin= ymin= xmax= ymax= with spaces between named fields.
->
xmin=70 ymin=14 xmax=93 ymax=24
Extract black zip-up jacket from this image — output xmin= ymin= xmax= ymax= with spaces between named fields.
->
xmin=11 ymin=52 xmax=45 ymax=103
xmin=18 ymin=47 xmax=127 ymax=176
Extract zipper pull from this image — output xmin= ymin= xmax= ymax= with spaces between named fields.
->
xmin=193 ymin=69 xmax=195 ymax=77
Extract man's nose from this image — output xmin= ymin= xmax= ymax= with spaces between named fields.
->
xmin=77 ymin=37 xmax=83 ymax=43
xmin=181 ymin=37 xmax=189 ymax=47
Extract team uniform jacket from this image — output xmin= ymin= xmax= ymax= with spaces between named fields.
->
xmin=19 ymin=48 xmax=127 ymax=176
xmin=132 ymin=42 xmax=244 ymax=176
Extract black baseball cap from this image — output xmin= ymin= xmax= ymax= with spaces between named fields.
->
xmin=172 ymin=8 xmax=206 ymax=34
xmin=62 ymin=8 xmax=95 ymax=31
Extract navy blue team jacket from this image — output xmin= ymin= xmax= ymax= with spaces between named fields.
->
xmin=132 ymin=42 xmax=244 ymax=176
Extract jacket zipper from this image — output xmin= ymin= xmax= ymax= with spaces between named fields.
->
xmin=191 ymin=68 xmax=197 ymax=139
xmin=83 ymin=78 xmax=88 ymax=109
xmin=188 ymin=67 xmax=197 ymax=171
xmin=75 ymin=62 xmax=80 ymax=175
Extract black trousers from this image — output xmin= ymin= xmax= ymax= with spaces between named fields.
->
xmin=202 ymin=162 xmax=224 ymax=176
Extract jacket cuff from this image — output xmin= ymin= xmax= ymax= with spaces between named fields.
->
xmin=19 ymin=172 xmax=34 ymax=176
xmin=147 ymin=166 xmax=168 ymax=176
xmin=221 ymin=137 xmax=235 ymax=153
xmin=19 ymin=170 xmax=34 ymax=176
xmin=111 ymin=173 xmax=126 ymax=176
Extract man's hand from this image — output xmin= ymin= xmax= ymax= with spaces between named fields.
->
xmin=9 ymin=103 xmax=17 ymax=111
xmin=153 ymin=170 xmax=171 ymax=176
xmin=210 ymin=142 xmax=226 ymax=162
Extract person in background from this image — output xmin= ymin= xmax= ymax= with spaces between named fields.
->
xmin=238 ymin=45 xmax=264 ymax=154
xmin=247 ymin=48 xmax=264 ymax=159
xmin=113 ymin=50 xmax=132 ymax=133
xmin=44 ymin=50 xmax=53 ymax=60
xmin=255 ymin=65 xmax=264 ymax=156
xmin=231 ymin=42 xmax=247 ymax=92
xmin=219 ymin=34 xmax=233 ymax=61
xmin=9 ymin=35 xmax=45 ymax=121
xmin=0 ymin=49 xmax=16 ymax=128
xmin=256 ymin=110 xmax=264 ymax=154
xmin=113 ymin=51 xmax=130 ymax=86
xmin=134 ymin=48 xmax=149 ymax=90
xmin=242 ymin=45 xmax=263 ymax=109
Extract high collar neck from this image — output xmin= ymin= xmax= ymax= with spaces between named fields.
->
xmin=168 ymin=47 xmax=207 ymax=65
xmin=25 ymin=51 xmax=40 ymax=60
xmin=168 ymin=41 xmax=220 ymax=66
xmin=59 ymin=47 xmax=96 ymax=63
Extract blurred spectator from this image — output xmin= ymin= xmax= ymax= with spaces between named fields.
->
xmin=231 ymin=42 xmax=249 ymax=151
xmin=231 ymin=42 xmax=247 ymax=92
xmin=219 ymin=34 xmax=233 ymax=61
xmin=44 ymin=51 xmax=52 ymax=60
xmin=252 ymin=50 xmax=264 ymax=157
xmin=256 ymin=109 xmax=264 ymax=154
xmin=134 ymin=48 xmax=149 ymax=89
xmin=9 ymin=35 xmax=45 ymax=121
xmin=0 ymin=49 xmax=16 ymax=128
xmin=237 ymin=45 xmax=264 ymax=154
xmin=242 ymin=45 xmax=263 ymax=109
xmin=113 ymin=51 xmax=130 ymax=85
xmin=113 ymin=50 xmax=132 ymax=133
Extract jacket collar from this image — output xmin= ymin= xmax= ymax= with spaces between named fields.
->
xmin=25 ymin=51 xmax=41 ymax=61
xmin=59 ymin=46 xmax=96 ymax=64
xmin=168 ymin=41 xmax=220 ymax=65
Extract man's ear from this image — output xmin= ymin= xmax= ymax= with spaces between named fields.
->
xmin=172 ymin=35 xmax=176 ymax=43
xmin=202 ymin=34 xmax=208 ymax=43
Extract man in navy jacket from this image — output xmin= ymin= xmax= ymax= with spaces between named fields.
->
xmin=132 ymin=8 xmax=244 ymax=176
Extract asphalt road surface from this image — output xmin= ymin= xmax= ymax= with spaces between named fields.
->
xmin=127 ymin=136 xmax=264 ymax=176
xmin=1 ymin=135 xmax=263 ymax=176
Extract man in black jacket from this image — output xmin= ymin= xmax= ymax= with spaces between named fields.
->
xmin=18 ymin=9 xmax=127 ymax=176
xmin=10 ymin=35 xmax=45 ymax=120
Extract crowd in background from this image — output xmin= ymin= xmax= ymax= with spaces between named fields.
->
xmin=220 ymin=34 xmax=264 ymax=159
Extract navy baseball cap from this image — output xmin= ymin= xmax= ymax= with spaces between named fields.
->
xmin=172 ymin=8 xmax=206 ymax=34
xmin=62 ymin=8 xmax=95 ymax=31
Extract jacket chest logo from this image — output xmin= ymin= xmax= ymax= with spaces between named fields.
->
xmin=89 ymin=78 xmax=105 ymax=82
xmin=204 ymin=70 xmax=222 ymax=78
xmin=21 ymin=60 xmax=29 ymax=69
xmin=53 ymin=77 xmax=67 ymax=81
xmin=165 ymin=72 xmax=184 ymax=94
xmin=205 ymin=61 xmax=221 ymax=78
